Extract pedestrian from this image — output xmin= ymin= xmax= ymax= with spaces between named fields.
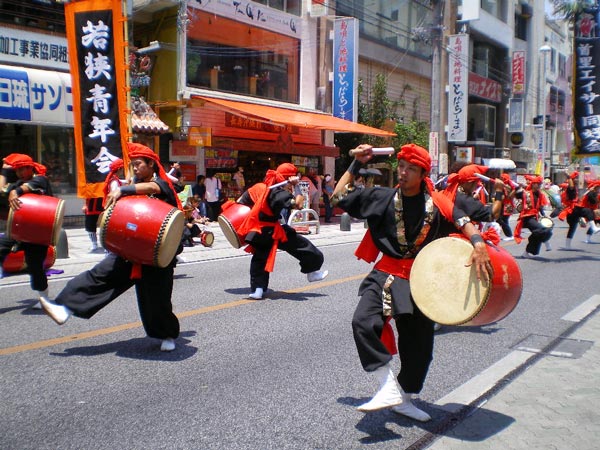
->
xmin=192 ymin=174 xmax=208 ymax=218
xmin=0 ymin=153 xmax=54 ymax=307
xmin=233 ymin=166 xmax=246 ymax=193
xmin=513 ymin=174 xmax=553 ymax=257
xmin=307 ymin=168 xmax=321 ymax=212
xmin=331 ymin=144 xmax=498 ymax=421
xmin=82 ymin=196 xmax=104 ymax=253
xmin=322 ymin=173 xmax=335 ymax=223
xmin=235 ymin=162 xmax=328 ymax=300
xmin=204 ymin=171 xmax=222 ymax=221
xmin=39 ymin=143 xmax=182 ymax=352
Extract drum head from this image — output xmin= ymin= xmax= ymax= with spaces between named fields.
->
xmin=218 ymin=215 xmax=243 ymax=248
xmin=540 ymin=217 xmax=553 ymax=229
xmin=410 ymin=237 xmax=490 ymax=326
xmin=201 ymin=231 xmax=214 ymax=247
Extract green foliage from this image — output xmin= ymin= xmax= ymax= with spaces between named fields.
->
xmin=552 ymin=0 xmax=596 ymax=20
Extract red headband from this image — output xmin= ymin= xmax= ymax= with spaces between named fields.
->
xmin=264 ymin=162 xmax=298 ymax=186
xmin=525 ymin=175 xmax=543 ymax=184
xmin=397 ymin=144 xmax=431 ymax=172
xmin=4 ymin=153 xmax=47 ymax=175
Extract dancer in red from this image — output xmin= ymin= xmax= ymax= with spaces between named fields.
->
xmin=513 ymin=175 xmax=552 ymax=257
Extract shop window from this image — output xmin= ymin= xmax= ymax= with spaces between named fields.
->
xmin=186 ymin=11 xmax=299 ymax=103
xmin=467 ymin=104 xmax=496 ymax=145
xmin=0 ymin=123 xmax=76 ymax=194
xmin=252 ymin=0 xmax=301 ymax=16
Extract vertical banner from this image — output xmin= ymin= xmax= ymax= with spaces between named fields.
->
xmin=508 ymin=98 xmax=524 ymax=132
xmin=447 ymin=34 xmax=469 ymax=142
xmin=333 ymin=18 xmax=358 ymax=122
xmin=574 ymin=4 xmax=600 ymax=156
xmin=512 ymin=50 xmax=525 ymax=95
xmin=65 ymin=0 xmax=129 ymax=198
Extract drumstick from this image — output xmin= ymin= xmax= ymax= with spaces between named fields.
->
xmin=269 ymin=176 xmax=300 ymax=190
xmin=475 ymin=173 xmax=519 ymax=189
xmin=348 ymin=147 xmax=395 ymax=156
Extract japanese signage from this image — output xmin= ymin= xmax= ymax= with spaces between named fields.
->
xmin=0 ymin=26 xmax=69 ymax=71
xmin=189 ymin=0 xmax=300 ymax=37
xmin=65 ymin=0 xmax=128 ymax=198
xmin=0 ymin=64 xmax=73 ymax=125
xmin=333 ymin=18 xmax=358 ymax=121
xmin=448 ymin=34 xmax=469 ymax=142
xmin=205 ymin=147 xmax=238 ymax=168
xmin=573 ymin=4 xmax=600 ymax=156
xmin=512 ymin=50 xmax=526 ymax=95
xmin=225 ymin=113 xmax=298 ymax=133
xmin=468 ymin=72 xmax=502 ymax=103
xmin=508 ymin=98 xmax=524 ymax=133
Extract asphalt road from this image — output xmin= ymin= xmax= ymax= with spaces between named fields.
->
xmin=2 ymin=223 xmax=600 ymax=449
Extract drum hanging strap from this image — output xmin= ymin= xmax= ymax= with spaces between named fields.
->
xmin=382 ymin=274 xmax=394 ymax=317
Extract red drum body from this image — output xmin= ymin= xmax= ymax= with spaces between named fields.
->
xmin=200 ymin=230 xmax=214 ymax=247
xmin=410 ymin=236 xmax=522 ymax=326
xmin=217 ymin=201 xmax=250 ymax=249
xmin=7 ymin=194 xmax=65 ymax=246
xmin=2 ymin=246 xmax=56 ymax=273
xmin=99 ymin=196 xmax=184 ymax=268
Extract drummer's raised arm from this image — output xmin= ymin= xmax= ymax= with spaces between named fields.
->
xmin=331 ymin=144 xmax=373 ymax=202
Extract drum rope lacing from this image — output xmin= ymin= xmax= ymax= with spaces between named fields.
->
xmin=154 ymin=208 xmax=177 ymax=266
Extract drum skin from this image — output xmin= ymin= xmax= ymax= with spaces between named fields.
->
xmin=2 ymin=246 xmax=56 ymax=273
xmin=217 ymin=201 xmax=251 ymax=249
xmin=410 ymin=236 xmax=522 ymax=326
xmin=539 ymin=217 xmax=554 ymax=229
xmin=99 ymin=196 xmax=184 ymax=268
xmin=200 ymin=230 xmax=214 ymax=247
xmin=6 ymin=194 xmax=65 ymax=246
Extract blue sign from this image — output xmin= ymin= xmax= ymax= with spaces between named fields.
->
xmin=0 ymin=66 xmax=31 ymax=121
xmin=333 ymin=18 xmax=357 ymax=122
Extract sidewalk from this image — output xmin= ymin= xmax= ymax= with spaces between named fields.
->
xmin=426 ymin=298 xmax=600 ymax=449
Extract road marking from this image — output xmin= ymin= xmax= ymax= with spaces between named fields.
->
xmin=0 ymin=274 xmax=366 ymax=356
xmin=561 ymin=295 xmax=600 ymax=322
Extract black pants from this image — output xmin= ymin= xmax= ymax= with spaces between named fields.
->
xmin=0 ymin=236 xmax=48 ymax=291
xmin=206 ymin=201 xmax=221 ymax=221
xmin=522 ymin=216 xmax=552 ymax=255
xmin=323 ymin=193 xmax=333 ymax=222
xmin=84 ymin=214 xmax=101 ymax=233
xmin=55 ymin=253 xmax=179 ymax=340
xmin=566 ymin=206 xmax=594 ymax=239
xmin=246 ymin=225 xmax=324 ymax=291
xmin=352 ymin=271 xmax=434 ymax=394
xmin=496 ymin=214 xmax=513 ymax=237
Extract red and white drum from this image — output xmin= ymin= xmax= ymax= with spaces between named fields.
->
xmin=99 ymin=196 xmax=184 ymax=267
xmin=539 ymin=217 xmax=554 ymax=229
xmin=200 ymin=230 xmax=214 ymax=247
xmin=2 ymin=246 xmax=57 ymax=273
xmin=6 ymin=194 xmax=65 ymax=246
xmin=410 ymin=236 xmax=522 ymax=326
xmin=217 ymin=201 xmax=251 ymax=249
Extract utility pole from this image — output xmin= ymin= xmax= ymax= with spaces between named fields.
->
xmin=430 ymin=0 xmax=452 ymax=178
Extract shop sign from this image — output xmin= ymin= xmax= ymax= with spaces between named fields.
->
xmin=333 ymin=17 xmax=358 ymax=121
xmin=225 ymin=113 xmax=297 ymax=134
xmin=205 ymin=147 xmax=238 ymax=168
xmin=448 ymin=34 xmax=469 ymax=142
xmin=0 ymin=26 xmax=69 ymax=71
xmin=512 ymin=50 xmax=526 ymax=95
xmin=0 ymin=64 xmax=73 ymax=125
xmin=189 ymin=0 xmax=301 ymax=37
xmin=455 ymin=146 xmax=473 ymax=163
xmin=508 ymin=98 xmax=524 ymax=132
xmin=468 ymin=71 xmax=502 ymax=103
xmin=172 ymin=141 xmax=198 ymax=158
xmin=188 ymin=126 xmax=212 ymax=146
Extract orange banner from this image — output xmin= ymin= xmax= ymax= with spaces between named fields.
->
xmin=65 ymin=0 xmax=129 ymax=198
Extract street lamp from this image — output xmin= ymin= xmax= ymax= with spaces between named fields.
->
xmin=539 ymin=44 xmax=551 ymax=177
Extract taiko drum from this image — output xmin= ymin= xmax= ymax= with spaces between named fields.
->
xmin=6 ymin=194 xmax=65 ymax=246
xmin=2 ymin=246 xmax=56 ymax=273
xmin=218 ymin=201 xmax=251 ymax=249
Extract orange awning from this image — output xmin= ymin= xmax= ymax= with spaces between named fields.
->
xmin=193 ymin=96 xmax=396 ymax=137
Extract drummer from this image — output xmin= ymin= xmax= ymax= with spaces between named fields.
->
xmin=0 ymin=153 xmax=53 ymax=308
xmin=236 ymin=162 xmax=328 ymax=300
xmin=513 ymin=174 xmax=553 ymax=257
xmin=40 ymin=143 xmax=182 ymax=352
xmin=330 ymin=144 xmax=502 ymax=421
xmin=557 ymin=172 xmax=582 ymax=248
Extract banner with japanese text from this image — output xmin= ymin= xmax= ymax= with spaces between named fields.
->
xmin=447 ymin=34 xmax=469 ymax=142
xmin=333 ymin=17 xmax=358 ymax=122
xmin=574 ymin=4 xmax=600 ymax=156
xmin=65 ymin=0 xmax=129 ymax=198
